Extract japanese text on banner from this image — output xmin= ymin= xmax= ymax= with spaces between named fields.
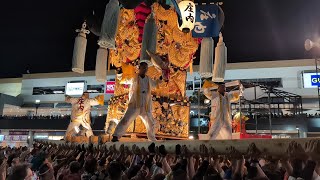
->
xmin=192 ymin=4 xmax=221 ymax=38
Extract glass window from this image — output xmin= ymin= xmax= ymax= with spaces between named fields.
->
xmin=194 ymin=81 xmax=201 ymax=89
xmin=87 ymin=85 xmax=105 ymax=93
xmin=32 ymin=86 xmax=65 ymax=95
xmin=186 ymin=81 xmax=193 ymax=90
xmin=231 ymin=78 xmax=283 ymax=88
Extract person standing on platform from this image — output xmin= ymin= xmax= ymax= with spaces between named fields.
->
xmin=202 ymin=81 xmax=241 ymax=140
xmin=65 ymin=92 xmax=104 ymax=138
xmin=111 ymin=62 xmax=165 ymax=142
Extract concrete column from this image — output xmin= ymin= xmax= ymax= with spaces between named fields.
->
xmin=28 ymin=131 xmax=34 ymax=147
xmin=0 ymin=102 xmax=4 ymax=116
xmin=301 ymin=132 xmax=307 ymax=138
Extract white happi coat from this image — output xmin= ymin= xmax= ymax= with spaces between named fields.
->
xmin=113 ymin=75 xmax=159 ymax=141
xmin=127 ymin=75 xmax=160 ymax=111
xmin=65 ymin=96 xmax=102 ymax=137
xmin=204 ymin=88 xmax=239 ymax=140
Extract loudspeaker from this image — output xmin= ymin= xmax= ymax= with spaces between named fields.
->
xmin=305 ymin=39 xmax=320 ymax=51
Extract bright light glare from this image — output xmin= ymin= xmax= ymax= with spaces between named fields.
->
xmin=204 ymin=99 xmax=211 ymax=104
xmin=74 ymin=126 xmax=80 ymax=133
xmin=189 ymin=135 xmax=194 ymax=139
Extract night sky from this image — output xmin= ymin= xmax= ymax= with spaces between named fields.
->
xmin=0 ymin=0 xmax=320 ymax=78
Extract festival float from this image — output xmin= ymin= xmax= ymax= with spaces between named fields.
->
xmin=68 ymin=0 xmax=257 ymax=143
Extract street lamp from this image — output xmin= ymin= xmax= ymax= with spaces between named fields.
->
xmin=296 ymin=126 xmax=300 ymax=138
xmin=305 ymin=39 xmax=320 ymax=111
xmin=35 ymin=100 xmax=40 ymax=115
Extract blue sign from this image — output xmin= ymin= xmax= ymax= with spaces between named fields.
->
xmin=311 ymin=75 xmax=320 ymax=86
xmin=192 ymin=4 xmax=221 ymax=38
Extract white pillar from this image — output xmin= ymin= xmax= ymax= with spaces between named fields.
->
xmin=28 ymin=131 xmax=34 ymax=147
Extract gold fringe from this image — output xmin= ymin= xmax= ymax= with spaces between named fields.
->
xmin=189 ymin=61 xmax=193 ymax=74
xmin=108 ymin=57 xmax=111 ymax=70
xmin=95 ymin=95 xmax=105 ymax=106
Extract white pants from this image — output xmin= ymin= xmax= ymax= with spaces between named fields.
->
xmin=113 ymin=106 xmax=156 ymax=141
xmin=65 ymin=121 xmax=94 ymax=138
xmin=208 ymin=122 xmax=232 ymax=140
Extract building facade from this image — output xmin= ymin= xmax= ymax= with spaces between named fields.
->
xmin=0 ymin=59 xmax=320 ymax=142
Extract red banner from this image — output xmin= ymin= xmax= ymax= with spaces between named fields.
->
xmin=106 ymin=81 xmax=116 ymax=94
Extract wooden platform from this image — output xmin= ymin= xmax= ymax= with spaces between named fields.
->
xmin=97 ymin=134 xmax=149 ymax=144
xmin=198 ymin=133 xmax=272 ymax=140
xmin=64 ymin=133 xmax=187 ymax=144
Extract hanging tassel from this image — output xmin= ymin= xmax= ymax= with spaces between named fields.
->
xmin=140 ymin=12 xmax=157 ymax=66
xmin=212 ymin=33 xmax=227 ymax=82
xmin=199 ymin=37 xmax=214 ymax=78
xmin=72 ymin=22 xmax=90 ymax=74
xmin=98 ymin=0 xmax=120 ymax=50
xmin=95 ymin=47 xmax=109 ymax=82
xmin=107 ymin=54 xmax=111 ymax=71
xmin=189 ymin=60 xmax=193 ymax=74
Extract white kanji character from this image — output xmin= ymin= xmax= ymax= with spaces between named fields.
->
xmin=200 ymin=10 xmax=216 ymax=20
xmin=194 ymin=22 xmax=207 ymax=33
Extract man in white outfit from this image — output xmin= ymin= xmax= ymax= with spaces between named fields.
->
xmin=203 ymin=81 xmax=240 ymax=140
xmin=65 ymin=92 xmax=104 ymax=138
xmin=112 ymin=62 xmax=163 ymax=142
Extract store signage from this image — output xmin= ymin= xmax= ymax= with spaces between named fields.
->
xmin=311 ymin=75 xmax=320 ymax=86
xmin=65 ymin=82 xmax=85 ymax=95
xmin=9 ymin=131 xmax=28 ymax=135
xmin=4 ymin=135 xmax=28 ymax=141
xmin=106 ymin=81 xmax=115 ymax=94
xmin=303 ymin=73 xmax=320 ymax=88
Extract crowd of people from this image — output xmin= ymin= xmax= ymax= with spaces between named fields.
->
xmin=0 ymin=114 xmax=106 ymax=121
xmin=2 ymin=112 xmax=320 ymax=121
xmin=1 ymin=139 xmax=320 ymax=180
xmin=0 ymin=115 xmax=71 ymax=120
xmin=0 ymin=114 xmax=111 ymax=120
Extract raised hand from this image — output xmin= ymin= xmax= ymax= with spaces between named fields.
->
xmin=141 ymin=147 xmax=148 ymax=157
xmin=247 ymin=143 xmax=261 ymax=160
xmin=159 ymin=145 xmax=167 ymax=157
xmin=176 ymin=144 xmax=181 ymax=157
xmin=305 ymin=139 xmax=320 ymax=161
xmin=209 ymin=147 xmax=218 ymax=161
xmin=133 ymin=146 xmax=141 ymax=156
xmin=119 ymin=144 xmax=125 ymax=155
xmin=200 ymin=144 xmax=209 ymax=157
xmin=226 ymin=146 xmax=243 ymax=160
xmin=148 ymin=143 xmax=156 ymax=155
xmin=287 ymin=141 xmax=307 ymax=161
xmin=181 ymin=145 xmax=190 ymax=158
xmin=124 ymin=146 xmax=131 ymax=156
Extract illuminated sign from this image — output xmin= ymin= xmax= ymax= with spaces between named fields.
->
xmin=4 ymin=135 xmax=28 ymax=142
xmin=311 ymin=75 xmax=320 ymax=86
xmin=303 ymin=73 xmax=320 ymax=88
xmin=9 ymin=131 xmax=28 ymax=135
xmin=65 ymin=82 xmax=85 ymax=95
xmin=106 ymin=81 xmax=115 ymax=94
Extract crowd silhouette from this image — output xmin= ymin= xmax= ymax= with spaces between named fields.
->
xmin=1 ymin=140 xmax=320 ymax=180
